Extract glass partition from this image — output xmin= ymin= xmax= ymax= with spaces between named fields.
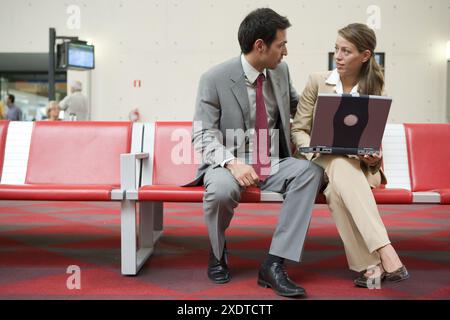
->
xmin=0 ymin=72 xmax=66 ymax=121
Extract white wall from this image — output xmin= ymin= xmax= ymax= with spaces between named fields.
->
xmin=0 ymin=0 xmax=449 ymax=123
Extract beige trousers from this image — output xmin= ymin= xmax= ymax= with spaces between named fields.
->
xmin=314 ymin=155 xmax=391 ymax=272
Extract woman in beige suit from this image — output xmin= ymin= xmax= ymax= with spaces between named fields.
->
xmin=291 ymin=23 xmax=409 ymax=287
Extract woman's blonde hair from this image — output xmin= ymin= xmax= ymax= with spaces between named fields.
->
xmin=46 ymin=101 xmax=60 ymax=118
xmin=0 ymin=101 xmax=5 ymax=120
xmin=338 ymin=23 xmax=384 ymax=95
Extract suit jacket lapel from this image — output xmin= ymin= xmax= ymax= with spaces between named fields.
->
xmin=230 ymin=58 xmax=251 ymax=130
xmin=268 ymin=70 xmax=288 ymax=131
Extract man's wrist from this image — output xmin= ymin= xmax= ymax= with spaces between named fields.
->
xmin=222 ymin=157 xmax=236 ymax=169
xmin=224 ymin=159 xmax=235 ymax=169
xmin=225 ymin=158 xmax=241 ymax=169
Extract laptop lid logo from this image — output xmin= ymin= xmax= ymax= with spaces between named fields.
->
xmin=344 ymin=114 xmax=359 ymax=126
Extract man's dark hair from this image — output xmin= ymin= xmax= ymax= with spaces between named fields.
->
xmin=238 ymin=8 xmax=291 ymax=54
xmin=7 ymin=94 xmax=15 ymax=103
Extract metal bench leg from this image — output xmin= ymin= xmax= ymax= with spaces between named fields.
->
xmin=141 ymin=201 xmax=163 ymax=246
xmin=121 ymin=200 xmax=164 ymax=275
xmin=121 ymin=199 xmax=138 ymax=275
xmin=153 ymin=201 xmax=164 ymax=233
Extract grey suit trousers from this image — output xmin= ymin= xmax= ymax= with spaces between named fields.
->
xmin=203 ymin=157 xmax=323 ymax=262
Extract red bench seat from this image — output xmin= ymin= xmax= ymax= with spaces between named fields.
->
xmin=372 ymin=188 xmax=413 ymax=204
xmin=436 ymin=189 xmax=450 ymax=204
xmin=405 ymin=123 xmax=450 ymax=204
xmin=135 ymin=122 xmax=415 ymax=205
xmin=139 ymin=185 xmax=273 ymax=203
xmin=118 ymin=121 xmax=449 ymax=275
xmin=0 ymin=121 xmax=133 ymax=201
xmin=0 ymin=184 xmax=114 ymax=201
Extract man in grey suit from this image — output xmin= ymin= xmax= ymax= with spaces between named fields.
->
xmin=192 ymin=8 xmax=323 ymax=297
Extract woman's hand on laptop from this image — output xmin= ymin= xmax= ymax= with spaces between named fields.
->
xmin=359 ymin=151 xmax=382 ymax=166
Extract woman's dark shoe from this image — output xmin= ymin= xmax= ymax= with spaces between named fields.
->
xmin=354 ymin=269 xmax=386 ymax=288
xmin=354 ymin=265 xmax=410 ymax=287
xmin=384 ymin=265 xmax=409 ymax=283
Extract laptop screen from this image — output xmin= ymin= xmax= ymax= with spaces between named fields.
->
xmin=309 ymin=94 xmax=392 ymax=150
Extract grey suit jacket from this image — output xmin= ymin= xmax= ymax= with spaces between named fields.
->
xmin=188 ymin=56 xmax=299 ymax=186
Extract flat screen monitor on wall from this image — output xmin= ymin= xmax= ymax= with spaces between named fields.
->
xmin=67 ymin=43 xmax=94 ymax=70
xmin=57 ymin=42 xmax=95 ymax=70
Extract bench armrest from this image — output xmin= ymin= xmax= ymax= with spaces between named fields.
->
xmin=124 ymin=152 xmax=149 ymax=160
xmin=120 ymin=152 xmax=149 ymax=191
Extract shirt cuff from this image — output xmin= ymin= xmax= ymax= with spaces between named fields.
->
xmin=220 ymin=157 xmax=236 ymax=168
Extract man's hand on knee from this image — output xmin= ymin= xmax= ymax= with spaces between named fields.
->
xmin=225 ymin=159 xmax=259 ymax=187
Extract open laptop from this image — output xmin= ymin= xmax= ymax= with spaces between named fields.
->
xmin=298 ymin=93 xmax=392 ymax=155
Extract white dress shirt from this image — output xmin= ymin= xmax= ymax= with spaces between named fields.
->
xmin=326 ymin=69 xmax=359 ymax=94
xmin=221 ymin=55 xmax=280 ymax=167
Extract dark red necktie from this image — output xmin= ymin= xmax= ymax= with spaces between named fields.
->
xmin=253 ymin=73 xmax=271 ymax=181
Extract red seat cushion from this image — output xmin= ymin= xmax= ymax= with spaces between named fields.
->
xmin=0 ymin=184 xmax=113 ymax=201
xmin=435 ymin=189 xmax=450 ymax=204
xmin=315 ymin=189 xmax=412 ymax=205
xmin=139 ymin=185 xmax=204 ymax=202
xmin=0 ymin=120 xmax=9 ymax=179
xmin=404 ymin=124 xmax=450 ymax=192
xmin=371 ymin=188 xmax=413 ymax=204
xmin=138 ymin=185 xmax=261 ymax=202
xmin=138 ymin=186 xmax=412 ymax=204
xmin=25 ymin=121 xmax=132 ymax=187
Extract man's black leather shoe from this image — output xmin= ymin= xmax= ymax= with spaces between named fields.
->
xmin=257 ymin=262 xmax=306 ymax=297
xmin=207 ymin=246 xmax=230 ymax=284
